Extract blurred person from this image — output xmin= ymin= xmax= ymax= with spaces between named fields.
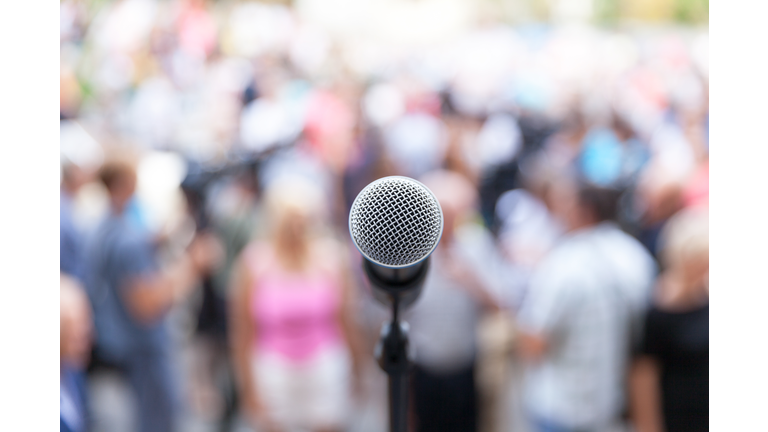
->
xmin=303 ymin=80 xmax=361 ymax=228
xmin=442 ymin=111 xmax=483 ymax=187
xmin=577 ymin=121 xmax=648 ymax=192
xmin=342 ymin=127 xmax=396 ymax=220
xmin=539 ymin=107 xmax=589 ymax=172
xmin=303 ymin=81 xmax=358 ymax=175
xmin=578 ymin=113 xmax=650 ymax=189
xmin=515 ymin=112 xmax=556 ymax=160
xmin=383 ymin=111 xmax=448 ymax=179
xmin=186 ymin=171 xmax=264 ymax=428
xmin=229 ymin=176 xmax=364 ymax=432
xmin=84 ymin=157 xmax=219 ymax=432
xmin=239 ymin=66 xmax=303 ymax=153
xmin=61 ymin=274 xmax=93 ymax=432
xmin=668 ymin=74 xmax=709 ymax=166
xmin=682 ymin=159 xmax=708 ymax=209
xmin=629 ymin=207 xmax=709 ymax=432
xmin=494 ymin=188 xmax=563 ymax=309
xmin=635 ymin=162 xmax=686 ymax=260
xmin=574 ymin=114 xmax=652 ymax=237
xmin=61 ymin=161 xmax=90 ymax=281
xmin=609 ymin=113 xmax=651 ymax=184
xmin=60 ymin=63 xmax=82 ymax=119
xmin=473 ymin=112 xmax=524 ymax=233
xmin=491 ymin=190 xmax=564 ymax=432
xmin=646 ymin=120 xmax=697 ymax=189
xmin=406 ymin=170 xmax=503 ymax=432
xmin=515 ymin=174 xmax=656 ymax=432
xmin=176 ymin=0 xmax=218 ymax=58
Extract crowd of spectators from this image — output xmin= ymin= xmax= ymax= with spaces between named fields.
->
xmin=60 ymin=1 xmax=709 ymax=431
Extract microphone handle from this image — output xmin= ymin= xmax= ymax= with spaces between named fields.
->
xmin=362 ymin=258 xmax=430 ymax=309
xmin=369 ymin=262 xmax=423 ymax=284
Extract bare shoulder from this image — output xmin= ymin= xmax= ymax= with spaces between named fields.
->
xmin=239 ymin=241 xmax=274 ymax=278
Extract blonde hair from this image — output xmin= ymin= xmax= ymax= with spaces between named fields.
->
xmin=659 ymin=206 xmax=709 ymax=271
xmin=263 ymin=175 xmax=327 ymax=224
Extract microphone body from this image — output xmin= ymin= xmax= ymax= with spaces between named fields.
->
xmin=349 ymin=176 xmax=443 ymax=308
xmin=363 ymin=258 xmax=430 ymax=309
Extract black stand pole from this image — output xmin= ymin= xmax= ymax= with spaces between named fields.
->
xmin=376 ymin=296 xmax=410 ymax=432
xmin=363 ymin=258 xmax=430 ymax=432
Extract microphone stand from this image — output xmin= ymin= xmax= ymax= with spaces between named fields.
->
xmin=364 ymin=259 xmax=430 ymax=432
xmin=377 ymin=296 xmax=410 ymax=432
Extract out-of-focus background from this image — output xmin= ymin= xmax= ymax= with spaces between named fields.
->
xmin=59 ymin=0 xmax=708 ymax=432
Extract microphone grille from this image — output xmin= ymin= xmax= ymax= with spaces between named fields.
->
xmin=349 ymin=176 xmax=443 ymax=267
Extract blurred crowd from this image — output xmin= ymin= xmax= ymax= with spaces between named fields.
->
xmin=60 ymin=1 xmax=709 ymax=432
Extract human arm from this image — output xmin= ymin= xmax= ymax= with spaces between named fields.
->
xmin=629 ymin=356 xmax=664 ymax=432
xmin=123 ymin=233 xmax=219 ymax=324
xmin=514 ymin=261 xmax=571 ymax=362
xmin=228 ymin=257 xmax=260 ymax=421
xmin=123 ymin=254 xmax=196 ymax=323
xmin=337 ymin=250 xmax=368 ymax=395
xmin=516 ymin=331 xmax=549 ymax=362
xmin=443 ymin=249 xmax=501 ymax=312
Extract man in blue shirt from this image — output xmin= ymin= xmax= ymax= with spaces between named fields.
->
xmin=85 ymin=158 xmax=219 ymax=432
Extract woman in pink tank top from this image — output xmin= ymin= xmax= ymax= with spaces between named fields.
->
xmin=230 ymin=178 xmax=363 ymax=432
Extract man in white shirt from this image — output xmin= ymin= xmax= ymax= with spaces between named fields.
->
xmin=516 ymin=176 xmax=656 ymax=432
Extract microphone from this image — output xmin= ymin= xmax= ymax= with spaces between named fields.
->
xmin=349 ymin=176 xmax=443 ymax=309
xmin=349 ymin=176 xmax=443 ymax=432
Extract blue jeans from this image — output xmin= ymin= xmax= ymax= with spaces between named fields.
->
xmin=529 ymin=414 xmax=588 ymax=432
xmin=126 ymin=348 xmax=179 ymax=432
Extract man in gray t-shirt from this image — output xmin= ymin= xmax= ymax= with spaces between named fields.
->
xmin=405 ymin=170 xmax=502 ymax=432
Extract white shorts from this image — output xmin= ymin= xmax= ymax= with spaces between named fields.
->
xmin=252 ymin=345 xmax=352 ymax=431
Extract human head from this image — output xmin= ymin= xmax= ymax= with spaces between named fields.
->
xmin=263 ymin=175 xmax=326 ymax=259
xmin=420 ymin=170 xmax=477 ymax=244
xmin=610 ymin=110 xmax=635 ymax=142
xmin=658 ymin=207 xmax=709 ymax=285
xmin=60 ymin=161 xmax=90 ymax=195
xmin=548 ymin=173 xmax=621 ymax=232
xmin=98 ymin=158 xmax=138 ymax=212
xmin=60 ymin=274 xmax=93 ymax=370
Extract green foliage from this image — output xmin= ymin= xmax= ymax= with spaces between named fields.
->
xmin=594 ymin=0 xmax=622 ymax=25
xmin=673 ymin=0 xmax=709 ymax=23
